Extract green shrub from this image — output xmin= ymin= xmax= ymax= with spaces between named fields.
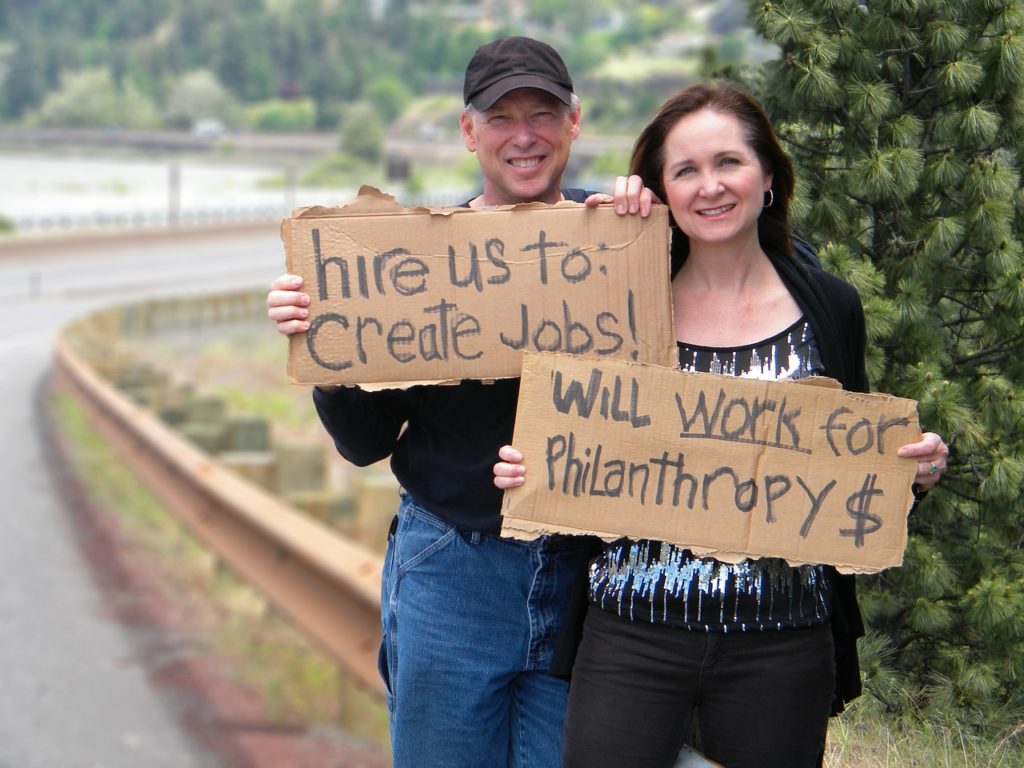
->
xmin=245 ymin=99 xmax=315 ymax=132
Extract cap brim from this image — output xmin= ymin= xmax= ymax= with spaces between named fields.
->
xmin=468 ymin=74 xmax=573 ymax=111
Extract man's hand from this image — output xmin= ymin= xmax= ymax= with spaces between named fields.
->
xmin=267 ymin=274 xmax=311 ymax=336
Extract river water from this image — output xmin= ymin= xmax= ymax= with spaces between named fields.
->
xmin=0 ymin=151 xmax=359 ymax=232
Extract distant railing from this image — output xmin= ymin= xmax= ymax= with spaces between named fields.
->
xmin=0 ymin=126 xmax=338 ymax=155
xmin=12 ymin=204 xmax=290 ymax=233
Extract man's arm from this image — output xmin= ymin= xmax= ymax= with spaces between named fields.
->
xmin=312 ymin=385 xmax=412 ymax=467
xmin=266 ymin=273 xmax=411 ymax=466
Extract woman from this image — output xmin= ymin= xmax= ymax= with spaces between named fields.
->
xmin=494 ymin=83 xmax=949 ymax=768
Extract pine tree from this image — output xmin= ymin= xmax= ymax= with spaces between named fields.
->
xmin=746 ymin=0 xmax=1024 ymax=733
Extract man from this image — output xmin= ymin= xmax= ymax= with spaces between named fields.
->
xmin=267 ymin=37 xmax=625 ymax=767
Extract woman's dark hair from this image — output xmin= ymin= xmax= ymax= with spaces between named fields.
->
xmin=629 ymin=82 xmax=795 ymax=273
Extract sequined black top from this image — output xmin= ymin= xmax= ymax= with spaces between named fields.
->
xmin=589 ymin=318 xmax=833 ymax=631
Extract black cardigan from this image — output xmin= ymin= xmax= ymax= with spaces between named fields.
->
xmin=770 ymin=248 xmax=868 ymax=714
xmin=551 ymin=249 xmax=868 ymax=715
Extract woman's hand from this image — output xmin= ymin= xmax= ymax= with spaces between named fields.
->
xmin=584 ymin=174 xmax=660 ymax=217
xmin=493 ymin=445 xmax=526 ymax=490
xmin=898 ymin=431 xmax=949 ymax=492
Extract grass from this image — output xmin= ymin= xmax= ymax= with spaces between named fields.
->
xmin=824 ymin=697 xmax=1024 ymax=767
xmin=49 ymin=388 xmax=391 ymax=751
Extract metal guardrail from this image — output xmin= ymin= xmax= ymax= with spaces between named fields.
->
xmin=50 ymin=299 xmax=722 ymax=768
xmin=52 ymin=332 xmax=386 ymax=698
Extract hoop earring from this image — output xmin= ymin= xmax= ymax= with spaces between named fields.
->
xmin=764 ymin=188 xmax=774 ymax=208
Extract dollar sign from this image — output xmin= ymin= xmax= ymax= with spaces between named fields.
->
xmin=840 ymin=473 xmax=883 ymax=547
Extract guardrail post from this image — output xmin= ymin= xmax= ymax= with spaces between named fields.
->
xmin=114 ymin=362 xmax=170 ymax=409
xmin=273 ymin=443 xmax=326 ymax=496
xmin=285 ymin=489 xmax=350 ymax=527
xmin=179 ymin=394 xmax=228 ymax=453
xmin=354 ymin=472 xmax=399 ymax=550
xmin=285 ymin=164 xmax=297 ymax=212
xmin=168 ymin=160 xmax=181 ymax=227
xmin=189 ymin=394 xmax=227 ymax=424
xmin=219 ymin=451 xmax=276 ymax=490
xmin=156 ymin=383 xmax=195 ymax=427
xmin=226 ymin=415 xmax=271 ymax=452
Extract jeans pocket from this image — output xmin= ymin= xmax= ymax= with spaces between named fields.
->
xmin=377 ymin=637 xmax=395 ymax=714
xmin=394 ymin=502 xmax=459 ymax=576
xmin=378 ymin=515 xmax=399 ymax=708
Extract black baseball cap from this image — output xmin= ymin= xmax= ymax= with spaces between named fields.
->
xmin=463 ymin=37 xmax=574 ymax=112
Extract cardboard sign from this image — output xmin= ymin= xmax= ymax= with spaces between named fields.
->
xmin=281 ymin=187 xmax=675 ymax=387
xmin=501 ymin=352 xmax=921 ymax=574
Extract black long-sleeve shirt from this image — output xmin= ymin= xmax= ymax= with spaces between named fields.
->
xmin=312 ymin=188 xmax=593 ymax=534
xmin=313 ymin=377 xmax=518 ymax=532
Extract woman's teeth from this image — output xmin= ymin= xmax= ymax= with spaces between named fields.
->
xmin=699 ymin=204 xmax=733 ymax=216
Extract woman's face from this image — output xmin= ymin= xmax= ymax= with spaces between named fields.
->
xmin=660 ymin=108 xmax=772 ymax=251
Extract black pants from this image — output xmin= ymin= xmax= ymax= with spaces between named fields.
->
xmin=563 ymin=608 xmax=835 ymax=768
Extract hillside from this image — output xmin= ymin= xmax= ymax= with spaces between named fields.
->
xmin=0 ymin=0 xmax=772 ymax=134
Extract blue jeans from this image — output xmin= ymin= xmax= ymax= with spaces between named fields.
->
xmin=379 ymin=494 xmax=582 ymax=768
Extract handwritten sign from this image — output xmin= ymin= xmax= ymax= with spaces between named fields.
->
xmin=501 ymin=352 xmax=921 ymax=574
xmin=282 ymin=187 xmax=676 ymax=387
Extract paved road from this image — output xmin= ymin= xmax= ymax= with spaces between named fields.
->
xmin=0 ymin=226 xmax=283 ymax=768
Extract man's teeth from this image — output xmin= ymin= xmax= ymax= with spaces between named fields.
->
xmin=699 ymin=205 xmax=733 ymax=216
xmin=509 ymin=158 xmax=540 ymax=168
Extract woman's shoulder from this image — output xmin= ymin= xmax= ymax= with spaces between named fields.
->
xmin=778 ymin=252 xmax=862 ymax=305
xmin=805 ymin=263 xmax=860 ymax=299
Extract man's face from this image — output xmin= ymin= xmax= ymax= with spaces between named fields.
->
xmin=460 ymin=88 xmax=581 ymax=206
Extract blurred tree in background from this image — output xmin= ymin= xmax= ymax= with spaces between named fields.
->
xmin=0 ymin=0 xmax=748 ymax=135
xmin=339 ymin=101 xmax=384 ymax=162
xmin=2 ymin=25 xmax=46 ymax=118
xmin=0 ymin=0 xmax=497 ymax=126
xmin=163 ymin=69 xmax=237 ymax=129
xmin=746 ymin=0 xmax=1024 ymax=735
xmin=34 ymin=67 xmax=161 ymax=128
xmin=366 ymin=76 xmax=414 ymax=125
xmin=245 ymin=98 xmax=315 ymax=132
